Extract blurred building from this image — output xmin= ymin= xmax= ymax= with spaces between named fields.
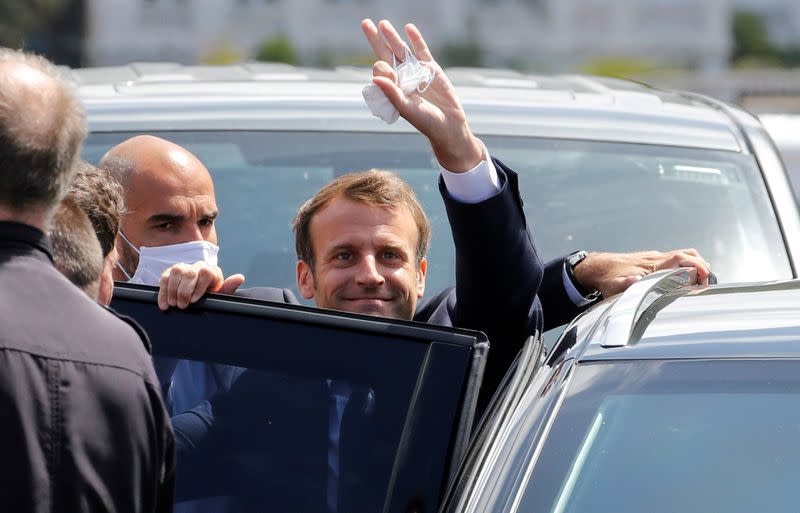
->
xmin=86 ymin=0 xmax=732 ymax=71
xmin=735 ymin=0 xmax=800 ymax=47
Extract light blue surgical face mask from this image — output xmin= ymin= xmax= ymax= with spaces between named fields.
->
xmin=116 ymin=231 xmax=219 ymax=286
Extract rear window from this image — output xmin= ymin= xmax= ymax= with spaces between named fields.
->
xmin=519 ymin=360 xmax=800 ymax=513
xmin=83 ymin=131 xmax=791 ymax=299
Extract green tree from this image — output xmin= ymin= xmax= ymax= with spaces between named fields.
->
xmin=778 ymin=46 xmax=800 ymax=67
xmin=255 ymin=36 xmax=299 ymax=65
xmin=581 ymin=57 xmax=659 ymax=79
xmin=0 ymin=0 xmax=67 ymax=48
xmin=202 ymin=43 xmax=244 ymax=65
xmin=732 ymin=10 xmax=778 ymax=63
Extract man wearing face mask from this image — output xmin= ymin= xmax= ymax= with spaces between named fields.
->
xmin=100 ymin=135 xmax=247 ymax=416
xmin=102 ymin=135 xmax=243 ymax=298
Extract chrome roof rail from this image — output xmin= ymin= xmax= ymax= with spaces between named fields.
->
xmin=592 ymin=268 xmax=698 ymax=348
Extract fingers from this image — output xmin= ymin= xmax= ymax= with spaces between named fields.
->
xmin=157 ymin=262 xmax=224 ymax=311
xmin=159 ymin=265 xmax=190 ymax=311
xmin=364 ymin=19 xmax=435 ymax=64
xmin=677 ymin=256 xmax=710 ymax=283
xmin=217 ymin=274 xmax=246 ymax=295
xmin=405 ymin=23 xmax=434 ymax=62
xmin=189 ymin=267 xmax=218 ymax=305
xmin=373 ymin=75 xmax=409 ymax=113
xmin=361 ymin=18 xmax=393 ymax=64
xmin=647 ymin=248 xmax=710 ymax=285
xmin=602 ymin=275 xmax=641 ymax=298
xmin=157 ymin=272 xmax=171 ymax=311
xmin=373 ymin=60 xmax=396 ymax=83
xmin=678 ymin=248 xmax=701 ymax=258
xmin=378 ymin=20 xmax=409 ymax=61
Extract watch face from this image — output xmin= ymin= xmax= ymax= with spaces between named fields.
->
xmin=569 ymin=250 xmax=587 ymax=267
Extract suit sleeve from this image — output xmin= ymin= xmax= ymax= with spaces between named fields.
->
xmin=538 ymin=256 xmax=590 ymax=330
xmin=235 ymin=286 xmax=300 ymax=304
xmin=440 ymin=157 xmax=543 ymax=405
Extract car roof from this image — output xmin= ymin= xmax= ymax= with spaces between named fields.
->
xmin=66 ymin=62 xmax=747 ymax=152
xmin=564 ymin=269 xmax=800 ymax=362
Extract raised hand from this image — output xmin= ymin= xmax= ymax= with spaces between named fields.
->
xmin=361 ymin=19 xmax=483 ymax=172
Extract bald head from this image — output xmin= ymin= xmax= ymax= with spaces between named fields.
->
xmin=0 ymin=49 xmax=86 ymax=222
xmin=98 ymin=135 xmax=219 ymax=280
xmin=99 ymin=135 xmax=211 ymax=192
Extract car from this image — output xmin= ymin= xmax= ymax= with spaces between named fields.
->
xmin=759 ymin=113 xmax=800 ymax=202
xmin=112 ymin=268 xmax=800 ymax=513
xmin=443 ymin=268 xmax=800 ymax=513
xmin=70 ymin=63 xmax=800 ymax=511
xmin=112 ymin=283 xmax=490 ymax=513
xmin=69 ymin=63 xmax=800 ymax=317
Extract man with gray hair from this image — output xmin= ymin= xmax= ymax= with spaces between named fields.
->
xmin=0 ymin=48 xmax=174 ymax=512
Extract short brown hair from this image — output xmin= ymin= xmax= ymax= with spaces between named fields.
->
xmin=292 ymin=169 xmax=431 ymax=268
xmin=51 ymin=195 xmax=103 ymax=300
xmin=0 ymin=48 xmax=86 ymax=212
xmin=69 ymin=160 xmax=124 ymax=258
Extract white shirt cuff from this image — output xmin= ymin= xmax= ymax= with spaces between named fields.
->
xmin=438 ymin=139 xmax=501 ymax=204
xmin=562 ymin=262 xmax=593 ymax=307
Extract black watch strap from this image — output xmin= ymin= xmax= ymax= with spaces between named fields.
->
xmin=566 ymin=251 xmax=602 ymax=301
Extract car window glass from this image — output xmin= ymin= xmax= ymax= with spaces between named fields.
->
xmin=83 ymin=131 xmax=791 ymax=302
xmin=112 ymin=286 xmax=485 ymax=513
xmin=489 ymin=137 xmax=790 ymax=284
xmin=517 ymin=360 xmax=800 ymax=513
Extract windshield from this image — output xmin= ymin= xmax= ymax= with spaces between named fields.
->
xmin=83 ymin=131 xmax=791 ymax=300
xmin=518 ymin=360 xmax=800 ymax=513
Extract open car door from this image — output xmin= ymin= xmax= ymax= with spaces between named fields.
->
xmin=112 ymin=284 xmax=489 ymax=513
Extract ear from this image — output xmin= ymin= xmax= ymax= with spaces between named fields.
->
xmin=416 ymin=257 xmax=427 ymax=298
xmin=98 ymin=254 xmax=116 ymax=306
xmin=296 ymin=260 xmax=316 ymax=300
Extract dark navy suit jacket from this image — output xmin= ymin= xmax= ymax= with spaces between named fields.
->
xmin=172 ymin=159 xmax=583 ymax=512
xmin=236 ymin=159 xmax=581 ymax=407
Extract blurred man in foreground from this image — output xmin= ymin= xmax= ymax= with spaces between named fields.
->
xmin=0 ymin=48 xmax=174 ymax=512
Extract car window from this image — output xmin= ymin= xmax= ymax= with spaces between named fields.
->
xmin=84 ymin=130 xmax=791 ymax=297
xmin=111 ymin=284 xmax=487 ymax=513
xmin=518 ymin=360 xmax=800 ymax=513
xmin=760 ymin=114 xmax=800 ymax=202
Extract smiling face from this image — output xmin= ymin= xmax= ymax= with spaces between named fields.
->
xmin=296 ymin=196 xmax=427 ymax=320
xmin=106 ymin=136 xmax=219 ymax=280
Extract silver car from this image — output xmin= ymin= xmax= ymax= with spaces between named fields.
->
xmin=71 ymin=63 xmax=800 ymax=317
xmin=759 ymin=113 xmax=800 ymax=201
xmin=73 ymin=64 xmax=800 ymax=513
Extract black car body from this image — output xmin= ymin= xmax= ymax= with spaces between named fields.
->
xmin=113 ymin=268 xmax=800 ymax=513
xmin=445 ymin=269 xmax=800 ymax=513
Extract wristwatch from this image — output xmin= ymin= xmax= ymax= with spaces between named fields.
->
xmin=566 ymin=250 xmax=602 ymax=302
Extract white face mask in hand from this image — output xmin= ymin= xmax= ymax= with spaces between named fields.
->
xmin=116 ymin=231 xmax=220 ymax=286
xmin=362 ymin=45 xmax=436 ymax=124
